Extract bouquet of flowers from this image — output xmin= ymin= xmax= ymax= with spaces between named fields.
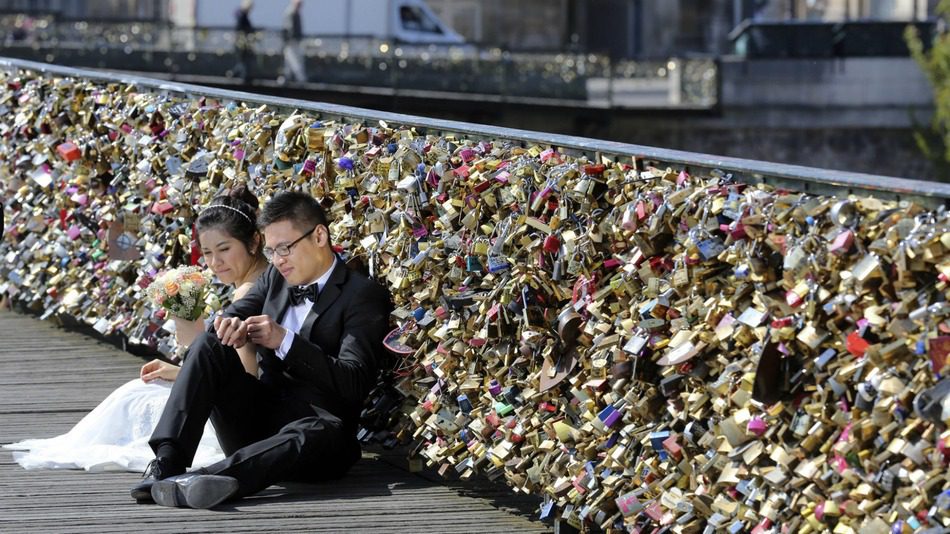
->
xmin=145 ymin=266 xmax=213 ymax=321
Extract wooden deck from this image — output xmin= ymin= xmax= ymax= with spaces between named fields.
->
xmin=0 ymin=311 xmax=548 ymax=533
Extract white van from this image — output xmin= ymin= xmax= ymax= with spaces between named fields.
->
xmin=169 ymin=0 xmax=465 ymax=45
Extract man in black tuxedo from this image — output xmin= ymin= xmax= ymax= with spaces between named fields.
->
xmin=131 ymin=191 xmax=392 ymax=508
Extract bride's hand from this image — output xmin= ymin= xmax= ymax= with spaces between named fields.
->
xmin=140 ymin=359 xmax=180 ymax=383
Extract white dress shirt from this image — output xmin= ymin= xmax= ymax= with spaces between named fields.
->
xmin=275 ymin=256 xmax=337 ymax=360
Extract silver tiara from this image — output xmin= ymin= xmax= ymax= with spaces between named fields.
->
xmin=202 ymin=204 xmax=253 ymax=224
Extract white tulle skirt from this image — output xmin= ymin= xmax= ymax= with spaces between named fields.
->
xmin=3 ymin=378 xmax=225 ymax=472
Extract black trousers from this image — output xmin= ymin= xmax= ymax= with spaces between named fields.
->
xmin=149 ymin=332 xmax=361 ymax=497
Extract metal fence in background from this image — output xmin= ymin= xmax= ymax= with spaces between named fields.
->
xmin=0 ymin=15 xmax=719 ymax=109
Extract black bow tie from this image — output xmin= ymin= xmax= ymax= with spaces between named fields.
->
xmin=289 ymin=284 xmax=319 ymax=305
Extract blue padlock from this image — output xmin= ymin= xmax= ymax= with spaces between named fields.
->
xmin=503 ymin=385 xmax=520 ymax=406
xmin=648 ymin=431 xmax=671 ymax=461
xmin=487 ymin=255 xmax=510 ymax=273
xmin=457 ymin=394 xmax=472 ymax=414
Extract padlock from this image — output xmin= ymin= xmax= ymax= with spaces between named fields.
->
xmin=465 ymin=254 xmax=482 ymax=273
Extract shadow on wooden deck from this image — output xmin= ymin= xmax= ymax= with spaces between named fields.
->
xmin=0 ymin=311 xmax=548 ymax=533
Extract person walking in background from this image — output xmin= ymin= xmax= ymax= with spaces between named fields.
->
xmin=281 ymin=0 xmax=308 ymax=84
xmin=234 ymin=0 xmax=256 ymax=83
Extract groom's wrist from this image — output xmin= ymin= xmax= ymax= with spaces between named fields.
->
xmin=275 ymin=329 xmax=294 ymax=359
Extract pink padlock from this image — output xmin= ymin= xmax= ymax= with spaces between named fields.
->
xmin=621 ymin=205 xmax=637 ymax=231
xmin=786 ymin=290 xmax=803 ymax=307
xmin=814 ymin=501 xmax=826 ymax=521
xmin=747 ymin=417 xmax=768 ymax=437
xmin=828 ymin=230 xmax=854 ymax=254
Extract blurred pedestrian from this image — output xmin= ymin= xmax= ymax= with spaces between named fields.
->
xmin=234 ymin=0 xmax=256 ymax=83
xmin=281 ymin=0 xmax=307 ymax=84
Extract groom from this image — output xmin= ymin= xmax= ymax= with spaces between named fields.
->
xmin=131 ymin=191 xmax=392 ymax=508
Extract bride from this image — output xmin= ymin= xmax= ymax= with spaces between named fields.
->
xmin=5 ymin=188 xmax=268 ymax=473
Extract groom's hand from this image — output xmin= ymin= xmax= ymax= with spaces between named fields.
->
xmin=215 ymin=316 xmax=249 ymax=348
xmin=244 ymin=315 xmax=286 ymax=350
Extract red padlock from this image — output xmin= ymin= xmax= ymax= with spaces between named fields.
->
xmin=543 ymin=234 xmax=560 ymax=253
xmin=583 ymin=163 xmax=606 ymax=175
xmin=57 ymin=142 xmax=81 ymax=162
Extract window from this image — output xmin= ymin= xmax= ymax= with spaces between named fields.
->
xmin=400 ymin=5 xmax=443 ymax=34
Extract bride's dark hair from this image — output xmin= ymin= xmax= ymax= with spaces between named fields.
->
xmin=195 ymin=185 xmax=260 ymax=256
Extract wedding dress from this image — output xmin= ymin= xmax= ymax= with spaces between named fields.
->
xmin=4 ymin=378 xmax=224 ymax=472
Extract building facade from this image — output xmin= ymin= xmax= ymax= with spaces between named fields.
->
xmin=430 ymin=0 xmax=938 ymax=58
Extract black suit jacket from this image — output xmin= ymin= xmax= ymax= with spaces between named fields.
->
xmin=221 ymin=258 xmax=392 ymax=429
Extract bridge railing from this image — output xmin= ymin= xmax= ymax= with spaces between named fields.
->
xmin=0 ymin=56 xmax=944 ymax=208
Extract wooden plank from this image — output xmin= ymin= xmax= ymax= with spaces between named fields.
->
xmin=0 ymin=311 xmax=547 ymax=533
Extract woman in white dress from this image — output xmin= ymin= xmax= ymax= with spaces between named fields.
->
xmin=5 ymin=188 xmax=268 ymax=473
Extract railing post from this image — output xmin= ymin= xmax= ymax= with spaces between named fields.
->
xmin=607 ymin=56 xmax=614 ymax=109
xmin=669 ymin=57 xmax=682 ymax=107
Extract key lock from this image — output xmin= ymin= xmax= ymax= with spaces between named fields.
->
xmin=646 ymin=197 xmax=671 ymax=236
xmin=395 ymin=229 xmax=424 ymax=285
xmin=620 ymin=192 xmax=645 ymax=232
xmin=387 ymin=239 xmax=411 ymax=290
xmin=405 ymin=194 xmax=429 ymax=240
xmin=566 ymin=228 xmax=593 ymax=278
xmin=671 ymin=255 xmax=690 ymax=289
xmin=903 ymin=211 xmax=941 ymax=257
xmin=484 ymin=277 xmax=513 ymax=338
xmin=519 ymin=230 xmax=545 ymax=270
xmin=404 ymin=163 xmax=428 ymax=207
xmin=458 ymin=193 xmax=480 ymax=231
xmin=365 ymin=205 xmax=388 ymax=236
xmin=686 ymin=202 xmax=719 ymax=261
xmin=740 ymin=239 xmax=767 ymax=279
xmin=531 ymin=174 xmax=560 ymax=214
xmin=511 ymin=155 xmax=539 ymax=192
xmin=802 ymin=276 xmax=821 ymax=318
xmin=463 ymin=230 xmax=489 ymax=273
xmin=486 ymin=216 xmax=512 ymax=274
xmin=725 ymin=199 xmax=752 ymax=238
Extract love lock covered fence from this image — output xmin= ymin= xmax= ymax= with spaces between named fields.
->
xmin=1 ymin=57 xmax=949 ymax=532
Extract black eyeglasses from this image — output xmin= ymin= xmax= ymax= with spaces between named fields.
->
xmin=262 ymin=225 xmax=317 ymax=261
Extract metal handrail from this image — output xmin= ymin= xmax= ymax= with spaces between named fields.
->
xmin=2 ymin=56 xmax=948 ymax=208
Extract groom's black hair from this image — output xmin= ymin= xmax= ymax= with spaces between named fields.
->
xmin=258 ymin=191 xmax=330 ymax=239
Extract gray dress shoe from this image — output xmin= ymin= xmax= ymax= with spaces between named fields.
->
xmin=150 ymin=473 xmax=240 ymax=509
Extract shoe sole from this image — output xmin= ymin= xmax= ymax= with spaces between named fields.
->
xmin=151 ymin=475 xmax=239 ymax=509
xmin=130 ymin=485 xmax=153 ymax=502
